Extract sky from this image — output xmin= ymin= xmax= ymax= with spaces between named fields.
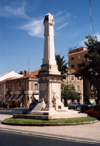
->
xmin=0 ymin=0 xmax=100 ymax=75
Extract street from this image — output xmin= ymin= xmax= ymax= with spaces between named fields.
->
xmin=0 ymin=131 xmax=98 ymax=146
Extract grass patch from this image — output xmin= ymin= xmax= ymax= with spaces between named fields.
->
xmin=3 ymin=117 xmax=96 ymax=125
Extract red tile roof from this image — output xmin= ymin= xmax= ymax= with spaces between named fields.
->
xmin=10 ymin=69 xmax=41 ymax=80
xmin=2 ymin=77 xmax=14 ymax=82
xmin=30 ymin=69 xmax=41 ymax=77
xmin=0 ymin=72 xmax=10 ymax=78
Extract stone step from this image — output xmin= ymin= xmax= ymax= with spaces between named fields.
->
xmin=13 ymin=114 xmax=50 ymax=120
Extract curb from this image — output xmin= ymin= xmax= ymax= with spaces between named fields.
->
xmin=1 ymin=120 xmax=98 ymax=126
xmin=0 ymin=126 xmax=100 ymax=145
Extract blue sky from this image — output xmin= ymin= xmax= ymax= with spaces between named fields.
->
xmin=0 ymin=0 xmax=100 ymax=75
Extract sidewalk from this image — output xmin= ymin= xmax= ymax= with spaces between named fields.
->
xmin=0 ymin=114 xmax=100 ymax=144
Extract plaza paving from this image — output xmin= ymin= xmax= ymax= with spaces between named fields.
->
xmin=0 ymin=113 xmax=100 ymax=144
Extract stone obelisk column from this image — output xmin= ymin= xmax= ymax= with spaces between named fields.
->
xmin=38 ymin=13 xmax=64 ymax=111
xmin=43 ymin=13 xmax=56 ymax=65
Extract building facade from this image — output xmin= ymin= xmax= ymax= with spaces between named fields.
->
xmin=68 ymin=46 xmax=91 ymax=102
xmin=0 ymin=70 xmax=40 ymax=107
xmin=68 ymin=47 xmax=88 ymax=70
xmin=63 ymin=68 xmax=83 ymax=104
xmin=0 ymin=71 xmax=23 ymax=107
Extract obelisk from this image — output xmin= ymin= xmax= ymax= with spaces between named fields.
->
xmin=40 ymin=13 xmax=60 ymax=75
xmin=38 ymin=13 xmax=64 ymax=112
xmin=43 ymin=13 xmax=56 ymax=66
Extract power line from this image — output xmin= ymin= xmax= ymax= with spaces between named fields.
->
xmin=89 ymin=0 xmax=92 ymax=35
xmin=89 ymin=0 xmax=95 ymax=36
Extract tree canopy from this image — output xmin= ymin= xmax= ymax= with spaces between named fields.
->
xmin=55 ymin=54 xmax=68 ymax=80
xmin=74 ymin=35 xmax=100 ymax=103
xmin=61 ymin=84 xmax=80 ymax=106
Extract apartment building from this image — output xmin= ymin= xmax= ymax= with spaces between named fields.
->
xmin=68 ymin=47 xmax=88 ymax=70
xmin=68 ymin=46 xmax=90 ymax=101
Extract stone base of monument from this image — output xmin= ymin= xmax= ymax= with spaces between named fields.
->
xmin=13 ymin=100 xmax=87 ymax=120
xmin=13 ymin=107 xmax=87 ymax=120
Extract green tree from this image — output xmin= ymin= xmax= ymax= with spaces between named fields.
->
xmin=55 ymin=54 xmax=68 ymax=80
xmin=61 ymin=84 xmax=80 ymax=106
xmin=75 ymin=36 xmax=100 ymax=103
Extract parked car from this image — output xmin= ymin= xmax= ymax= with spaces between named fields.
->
xmin=85 ymin=104 xmax=100 ymax=119
xmin=80 ymin=103 xmax=93 ymax=113
xmin=22 ymin=102 xmax=38 ymax=114
xmin=68 ymin=102 xmax=81 ymax=110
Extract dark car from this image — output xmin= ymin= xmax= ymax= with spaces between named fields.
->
xmin=68 ymin=102 xmax=81 ymax=110
xmin=85 ymin=104 xmax=100 ymax=119
xmin=22 ymin=102 xmax=38 ymax=114
xmin=80 ymin=103 xmax=93 ymax=113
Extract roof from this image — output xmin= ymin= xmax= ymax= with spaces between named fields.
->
xmin=0 ymin=71 xmax=23 ymax=82
xmin=0 ymin=69 xmax=41 ymax=83
xmin=4 ymin=69 xmax=41 ymax=82
xmin=68 ymin=47 xmax=87 ymax=55
xmin=0 ymin=72 xmax=10 ymax=78
xmin=2 ymin=77 xmax=14 ymax=82
xmin=67 ymin=67 xmax=76 ymax=73
xmin=30 ymin=69 xmax=41 ymax=77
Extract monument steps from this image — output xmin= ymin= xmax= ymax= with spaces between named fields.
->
xmin=13 ymin=113 xmax=53 ymax=120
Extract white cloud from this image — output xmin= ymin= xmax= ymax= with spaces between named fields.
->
xmin=65 ymin=13 xmax=71 ymax=17
xmin=56 ymin=22 xmax=68 ymax=31
xmin=54 ymin=11 xmax=72 ymax=31
xmin=73 ymin=16 xmax=77 ymax=19
xmin=79 ymin=40 xmax=86 ymax=46
xmin=0 ymin=0 xmax=30 ymax=19
xmin=80 ymin=34 xmax=100 ymax=46
xmin=19 ymin=19 xmax=44 ymax=38
xmin=96 ymin=34 xmax=100 ymax=41
xmin=0 ymin=0 xmax=43 ymax=38
xmin=54 ymin=11 xmax=64 ymax=17
xmin=55 ymin=12 xmax=71 ymax=23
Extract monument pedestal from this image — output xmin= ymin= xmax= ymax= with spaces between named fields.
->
xmin=37 ymin=64 xmax=65 ymax=111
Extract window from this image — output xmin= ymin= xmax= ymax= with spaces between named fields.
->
xmin=0 ymin=86 xmax=2 ymax=95
xmin=76 ymin=77 xmax=80 ymax=80
xmin=34 ymin=83 xmax=39 ymax=91
xmin=77 ymin=85 xmax=80 ymax=92
xmin=78 ymin=55 xmax=80 ymax=59
xmin=21 ymin=83 xmax=25 ymax=90
xmin=71 ymin=57 xmax=74 ymax=60
xmin=71 ymin=75 xmax=74 ymax=80
xmin=71 ymin=65 xmax=74 ymax=68
xmin=71 ymin=85 xmax=74 ymax=89
xmin=8 ymin=85 xmax=10 ymax=91
xmin=16 ymin=84 xmax=19 ymax=91
xmin=12 ymin=84 xmax=14 ymax=91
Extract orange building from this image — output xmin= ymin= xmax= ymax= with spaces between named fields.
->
xmin=68 ymin=46 xmax=90 ymax=102
xmin=68 ymin=47 xmax=88 ymax=70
